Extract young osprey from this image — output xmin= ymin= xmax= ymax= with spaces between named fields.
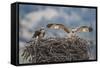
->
xmin=47 ymin=24 xmax=93 ymax=38
xmin=32 ymin=27 xmax=45 ymax=40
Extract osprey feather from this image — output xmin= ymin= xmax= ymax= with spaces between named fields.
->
xmin=32 ymin=27 xmax=45 ymax=40
xmin=47 ymin=24 xmax=93 ymax=38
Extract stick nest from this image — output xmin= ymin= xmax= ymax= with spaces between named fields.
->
xmin=21 ymin=37 xmax=89 ymax=63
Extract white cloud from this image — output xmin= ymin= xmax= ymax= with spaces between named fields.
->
xmin=21 ymin=29 xmax=33 ymax=41
xmin=19 ymin=41 xmax=26 ymax=48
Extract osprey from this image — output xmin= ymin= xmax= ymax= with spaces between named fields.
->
xmin=32 ymin=27 xmax=45 ymax=40
xmin=47 ymin=24 xmax=93 ymax=38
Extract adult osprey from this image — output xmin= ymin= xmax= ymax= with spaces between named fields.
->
xmin=47 ymin=24 xmax=93 ymax=38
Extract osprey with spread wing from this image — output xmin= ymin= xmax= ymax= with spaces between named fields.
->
xmin=47 ymin=24 xmax=93 ymax=38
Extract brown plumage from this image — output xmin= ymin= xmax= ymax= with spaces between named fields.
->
xmin=76 ymin=26 xmax=93 ymax=32
xmin=47 ymin=24 xmax=70 ymax=33
xmin=47 ymin=24 xmax=93 ymax=33
xmin=47 ymin=23 xmax=93 ymax=38
xmin=32 ymin=29 xmax=45 ymax=39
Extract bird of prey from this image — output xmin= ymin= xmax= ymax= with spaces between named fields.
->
xmin=32 ymin=27 xmax=45 ymax=40
xmin=47 ymin=24 xmax=93 ymax=38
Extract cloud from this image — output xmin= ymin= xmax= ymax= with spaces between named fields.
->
xmin=19 ymin=41 xmax=26 ymax=48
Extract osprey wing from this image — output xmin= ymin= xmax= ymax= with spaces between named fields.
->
xmin=47 ymin=24 xmax=70 ymax=33
xmin=32 ymin=31 xmax=41 ymax=38
xmin=76 ymin=26 xmax=93 ymax=32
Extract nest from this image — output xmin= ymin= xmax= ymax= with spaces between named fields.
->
xmin=21 ymin=37 xmax=89 ymax=63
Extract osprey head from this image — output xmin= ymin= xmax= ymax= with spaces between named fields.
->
xmin=71 ymin=28 xmax=76 ymax=33
xmin=40 ymin=27 xmax=45 ymax=33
